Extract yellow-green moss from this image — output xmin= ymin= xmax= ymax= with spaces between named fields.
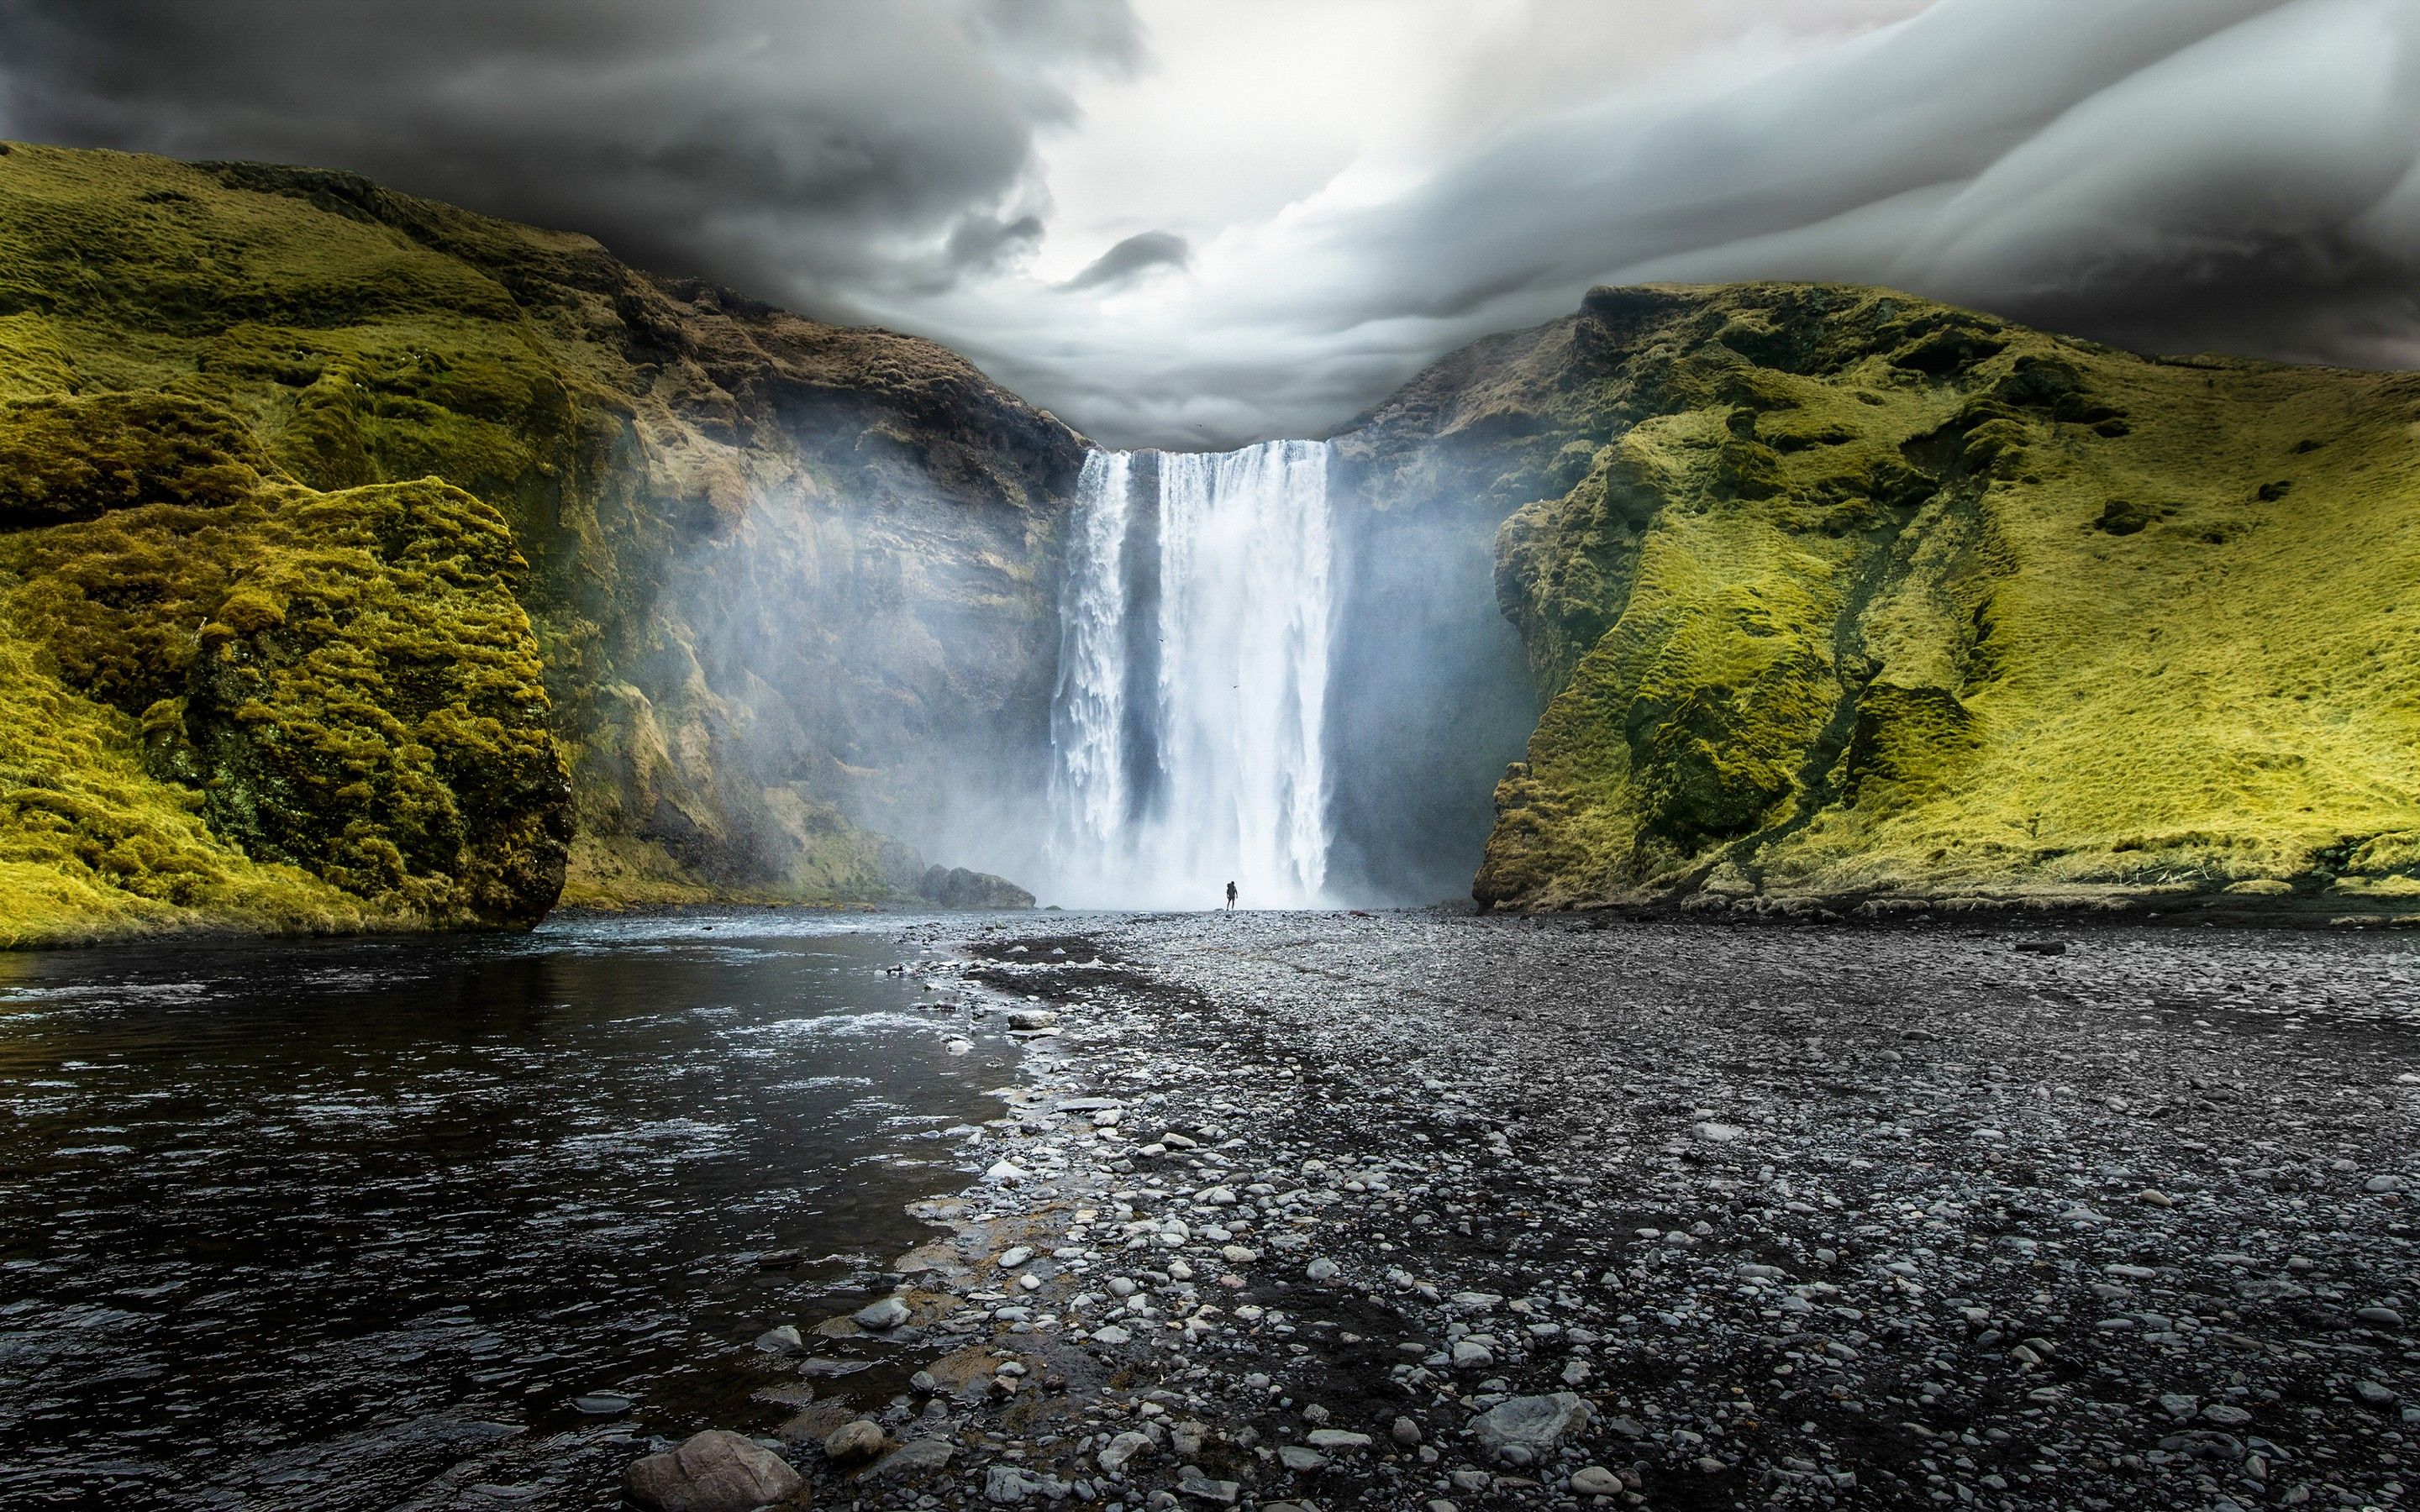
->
xmin=0 ymin=470 xmax=569 ymax=942
xmin=0 ymin=142 xmax=1073 ymax=937
xmin=0 ymin=638 xmax=377 ymax=948
xmin=1463 ymin=284 xmax=2420 ymax=911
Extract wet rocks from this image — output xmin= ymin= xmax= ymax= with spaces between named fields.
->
xmin=752 ymin=1325 xmax=804 ymax=1355
xmin=1097 ymin=1430 xmax=1153 ymax=1473
xmin=1570 ymin=1464 xmax=1622 ymax=1495
xmin=850 ymin=1297 xmax=910 ymax=1331
xmin=623 ymin=1430 xmax=804 ymax=1512
xmin=844 ymin=911 xmax=2419 ymax=1512
xmin=1470 ymin=1393 xmax=1591 ymax=1462
xmin=863 ymin=1437 xmax=955 ymax=1481
xmin=822 ymin=1419 xmax=884 ymax=1462
xmin=982 ymin=1463 xmax=1032 ymax=1503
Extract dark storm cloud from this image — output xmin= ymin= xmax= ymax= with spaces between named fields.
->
xmin=1298 ymin=0 xmax=2420 ymax=370
xmin=0 ymin=0 xmax=1139 ymax=318
xmin=4 ymin=0 xmax=2420 ymax=444
xmin=968 ymin=0 xmax=2420 ymax=445
xmin=1060 ymin=229 xmax=1190 ymax=291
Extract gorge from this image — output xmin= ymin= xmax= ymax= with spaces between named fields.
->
xmin=2 ymin=143 xmax=2417 ymax=944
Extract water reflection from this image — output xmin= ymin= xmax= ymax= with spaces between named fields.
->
xmin=0 ymin=911 xmax=1012 ymax=1509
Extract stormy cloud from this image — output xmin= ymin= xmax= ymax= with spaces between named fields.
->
xmin=3 ymin=0 xmax=2418 ymax=446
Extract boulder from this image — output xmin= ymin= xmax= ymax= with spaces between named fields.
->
xmin=823 ymin=1419 xmax=884 ymax=1462
xmin=918 ymin=865 xmax=1035 ymax=910
xmin=852 ymin=1296 xmax=910 ymax=1331
xmin=624 ymin=1430 xmax=806 ymax=1512
xmin=863 ymin=1437 xmax=955 ymax=1480
xmin=1470 ymin=1394 xmax=1592 ymax=1461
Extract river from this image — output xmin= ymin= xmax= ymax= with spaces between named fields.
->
xmin=0 ymin=910 xmax=1015 ymax=1509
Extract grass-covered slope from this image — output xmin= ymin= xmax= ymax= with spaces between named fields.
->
xmin=0 ymin=142 xmax=1076 ymax=941
xmin=1349 ymin=283 xmax=2420 ymax=916
xmin=0 ymin=377 xmax=566 ymax=942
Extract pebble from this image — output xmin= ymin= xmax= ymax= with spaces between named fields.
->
xmin=798 ymin=913 xmax=2420 ymax=1512
xmin=1570 ymin=1465 xmax=1622 ymax=1495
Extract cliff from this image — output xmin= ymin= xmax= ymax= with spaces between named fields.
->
xmin=10 ymin=140 xmax=2415 ymax=938
xmin=1345 ymin=282 xmax=2420 ymax=916
xmin=0 ymin=143 xmax=1079 ymax=945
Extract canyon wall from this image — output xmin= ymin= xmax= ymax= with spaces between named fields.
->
xmin=1345 ymin=282 xmax=2420 ymax=916
xmin=0 ymin=144 xmax=1078 ymax=943
xmin=6 ymin=141 xmax=2414 ymax=942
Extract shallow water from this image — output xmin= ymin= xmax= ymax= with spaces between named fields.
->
xmin=0 ymin=911 xmax=1013 ymax=1509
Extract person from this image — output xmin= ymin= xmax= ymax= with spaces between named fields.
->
xmin=1224 ymin=880 xmax=1238 ymax=913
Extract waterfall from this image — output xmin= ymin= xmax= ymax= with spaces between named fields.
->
xmin=1047 ymin=440 xmax=1334 ymax=908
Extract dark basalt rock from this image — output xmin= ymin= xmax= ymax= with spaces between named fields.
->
xmin=917 ymin=864 xmax=1035 ymax=911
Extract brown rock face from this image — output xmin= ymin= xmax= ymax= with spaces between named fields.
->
xmin=623 ymin=1429 xmax=806 ymax=1512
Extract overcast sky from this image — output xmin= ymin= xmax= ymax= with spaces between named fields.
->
xmin=5 ymin=0 xmax=2419 ymax=446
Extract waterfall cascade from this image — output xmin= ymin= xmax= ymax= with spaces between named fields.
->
xmin=1047 ymin=440 xmax=1334 ymax=908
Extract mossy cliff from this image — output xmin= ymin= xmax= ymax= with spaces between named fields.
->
xmin=1342 ymin=282 xmax=2420 ymax=916
xmin=0 ymin=143 xmax=1077 ymax=944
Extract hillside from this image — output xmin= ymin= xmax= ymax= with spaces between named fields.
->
xmin=0 ymin=142 xmax=1078 ymax=945
xmin=1343 ymin=282 xmax=2420 ymax=916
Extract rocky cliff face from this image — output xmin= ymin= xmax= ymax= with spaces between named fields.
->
xmin=0 ymin=144 xmax=1077 ymax=943
xmin=1347 ymin=282 xmax=2420 ymax=915
xmin=8 ymin=141 xmax=2414 ymax=939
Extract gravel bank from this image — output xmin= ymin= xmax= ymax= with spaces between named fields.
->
xmin=716 ymin=911 xmax=2419 ymax=1512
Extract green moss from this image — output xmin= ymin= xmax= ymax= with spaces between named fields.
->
xmin=0 ymin=142 xmax=1074 ymax=938
xmin=1455 ymin=282 xmax=2420 ymax=910
xmin=0 ymin=473 xmax=570 ymax=937
xmin=0 ymin=638 xmax=376 ymax=948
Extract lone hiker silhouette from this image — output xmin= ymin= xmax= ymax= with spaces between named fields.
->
xmin=1225 ymin=880 xmax=1238 ymax=912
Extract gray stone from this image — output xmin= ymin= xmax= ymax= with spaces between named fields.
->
xmin=2354 ymin=1380 xmax=2400 ymax=1409
xmin=624 ymin=1430 xmax=804 ymax=1512
xmin=1390 ymin=1415 xmax=1423 ymax=1446
xmin=852 ymin=1297 xmax=910 ymax=1331
xmin=823 ymin=1418 xmax=884 ymax=1462
xmin=1470 ymin=1394 xmax=1592 ymax=1460
xmin=800 ymin=1357 xmax=872 ymax=1378
xmin=1278 ymin=1445 xmax=1328 ymax=1472
xmin=1098 ymin=1431 xmax=1154 ymax=1473
xmin=864 ymin=1437 xmax=955 ymax=1481
xmin=753 ymin=1326 xmax=804 ymax=1355
xmin=986 ymin=1464 xmax=1034 ymax=1503
xmin=1570 ymin=1465 xmax=1622 ymax=1496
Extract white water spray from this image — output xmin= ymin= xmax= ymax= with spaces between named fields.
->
xmin=1047 ymin=440 xmax=1334 ymax=908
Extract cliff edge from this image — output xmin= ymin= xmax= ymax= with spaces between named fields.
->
xmin=1347 ymin=282 xmax=2420 ymax=917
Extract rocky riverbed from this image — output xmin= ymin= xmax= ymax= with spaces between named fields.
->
xmin=654 ymin=910 xmax=2419 ymax=1512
